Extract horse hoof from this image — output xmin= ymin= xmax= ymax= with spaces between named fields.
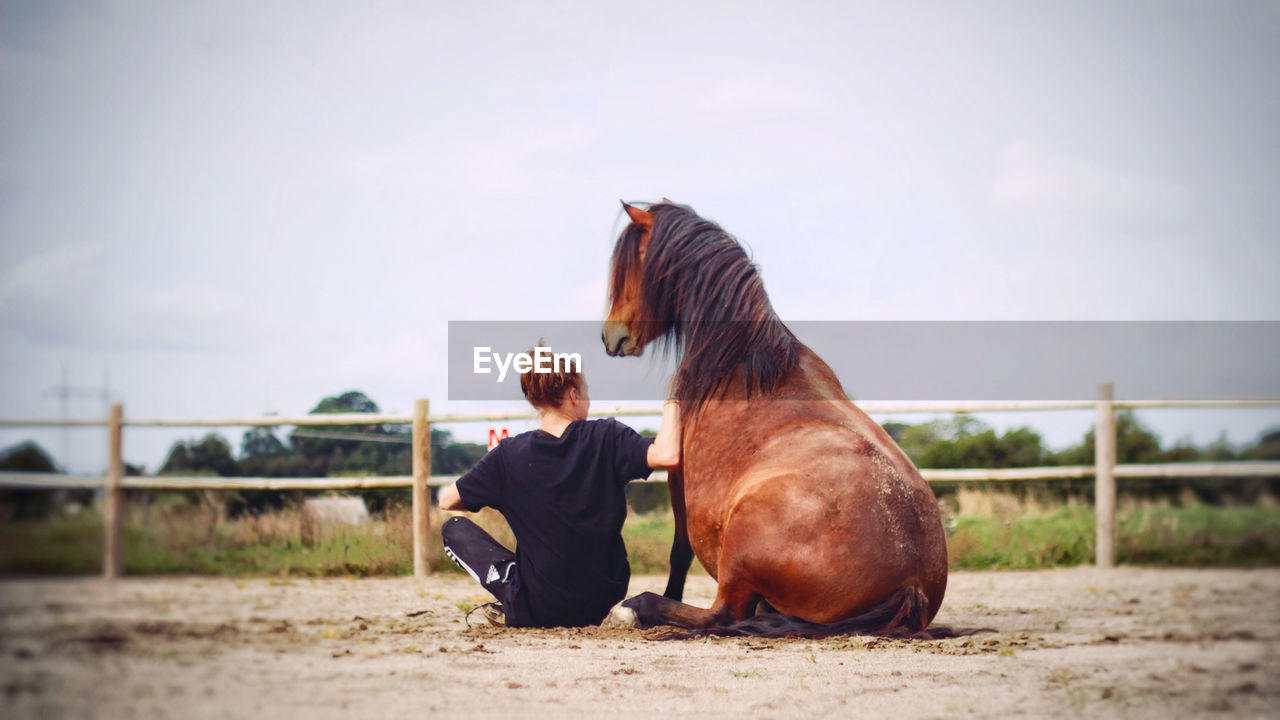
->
xmin=603 ymin=605 xmax=638 ymax=629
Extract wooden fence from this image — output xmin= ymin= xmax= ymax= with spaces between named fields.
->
xmin=2 ymin=384 xmax=1278 ymax=577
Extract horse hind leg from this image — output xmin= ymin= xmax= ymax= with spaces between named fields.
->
xmin=621 ymin=592 xmax=722 ymax=630
xmin=623 ymin=579 xmax=761 ymax=632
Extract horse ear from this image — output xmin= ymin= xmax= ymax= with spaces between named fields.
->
xmin=621 ymin=201 xmax=654 ymax=230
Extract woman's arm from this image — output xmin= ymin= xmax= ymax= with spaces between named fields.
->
xmin=439 ymin=443 xmax=504 ymax=512
xmin=438 ymin=481 xmax=464 ymax=511
xmin=646 ymin=400 xmax=682 ymax=469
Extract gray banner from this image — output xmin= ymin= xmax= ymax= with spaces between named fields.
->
xmin=447 ymin=321 xmax=1280 ymax=401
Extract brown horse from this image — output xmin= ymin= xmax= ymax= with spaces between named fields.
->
xmin=602 ymin=201 xmax=948 ymax=638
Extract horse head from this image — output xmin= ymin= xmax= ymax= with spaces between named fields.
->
xmin=602 ymin=199 xmax=799 ymax=412
xmin=602 ymin=201 xmax=668 ymax=357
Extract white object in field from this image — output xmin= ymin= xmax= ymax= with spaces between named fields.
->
xmin=302 ymin=496 xmax=369 ymax=525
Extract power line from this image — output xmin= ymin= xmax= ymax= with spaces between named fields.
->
xmin=44 ymin=365 xmax=117 ymax=472
xmin=46 ymin=365 xmax=116 ymax=408
xmin=289 ymin=429 xmax=412 ymax=444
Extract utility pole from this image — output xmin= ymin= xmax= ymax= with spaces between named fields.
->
xmin=45 ymin=364 xmax=115 ymax=472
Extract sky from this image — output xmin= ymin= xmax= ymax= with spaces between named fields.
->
xmin=1 ymin=0 xmax=1277 ymax=473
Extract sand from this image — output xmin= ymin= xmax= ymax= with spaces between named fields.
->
xmin=1 ymin=567 xmax=1277 ymax=719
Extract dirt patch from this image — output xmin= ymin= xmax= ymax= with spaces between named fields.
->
xmin=1 ymin=568 xmax=1278 ymax=718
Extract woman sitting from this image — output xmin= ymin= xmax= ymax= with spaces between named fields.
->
xmin=438 ymin=355 xmax=681 ymax=627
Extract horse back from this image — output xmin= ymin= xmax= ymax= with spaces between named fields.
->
xmin=686 ymin=343 xmax=924 ymax=504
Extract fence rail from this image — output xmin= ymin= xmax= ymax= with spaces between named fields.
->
xmin=8 ymin=461 xmax=1280 ymax=491
xmin=3 ymin=389 xmax=1278 ymax=577
xmin=5 ymin=398 xmax=1277 ymax=428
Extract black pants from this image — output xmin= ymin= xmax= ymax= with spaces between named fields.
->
xmin=441 ymin=516 xmax=522 ymax=623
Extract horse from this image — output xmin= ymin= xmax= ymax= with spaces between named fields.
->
xmin=602 ymin=200 xmax=949 ymax=638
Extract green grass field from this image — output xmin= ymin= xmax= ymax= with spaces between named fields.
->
xmin=2 ymin=491 xmax=1278 ymax=577
xmin=946 ymin=504 xmax=1280 ymax=569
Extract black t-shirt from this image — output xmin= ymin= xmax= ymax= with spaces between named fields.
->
xmin=455 ymin=418 xmax=654 ymax=627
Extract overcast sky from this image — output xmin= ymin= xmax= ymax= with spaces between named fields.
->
xmin=2 ymin=1 xmax=1277 ymax=472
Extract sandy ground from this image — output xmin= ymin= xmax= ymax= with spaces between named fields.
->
xmin=0 ymin=568 xmax=1277 ymax=719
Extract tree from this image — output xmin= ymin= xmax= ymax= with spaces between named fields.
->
xmin=241 ymin=427 xmax=286 ymax=459
xmin=1246 ymin=429 xmax=1280 ymax=461
xmin=994 ymin=427 xmax=1049 ymax=467
xmin=891 ymin=415 xmax=1047 ymax=469
xmin=228 ymin=427 xmax=294 ymax=516
xmin=289 ymin=391 xmax=417 ymax=512
xmin=0 ymin=441 xmax=56 ymax=473
xmin=1200 ymin=433 xmax=1240 ymax=462
xmin=159 ymin=434 xmax=237 ymax=476
xmin=290 ymin=391 xmax=397 ymax=476
xmin=881 ymin=421 xmax=908 ymax=443
xmin=0 ymin=441 xmax=59 ymax=520
xmin=1057 ymin=411 xmax=1164 ymax=465
xmin=149 ymin=390 xmax=519 ymax=515
xmin=312 ymin=391 xmax=380 ymax=415
xmin=431 ymin=428 xmax=486 ymax=475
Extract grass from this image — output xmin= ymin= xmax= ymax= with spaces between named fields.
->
xmin=947 ymin=505 xmax=1096 ymax=569
xmin=623 ymin=510 xmax=709 ymax=575
xmin=1118 ymin=504 xmax=1280 ymax=566
xmin=2 ymin=490 xmax=1278 ymax=576
xmin=0 ymin=505 xmax=417 ymax=577
xmin=944 ymin=489 xmax=1280 ymax=569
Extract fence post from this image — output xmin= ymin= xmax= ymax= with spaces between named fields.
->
xmin=103 ymin=403 xmax=124 ymax=579
xmin=1095 ymin=383 xmax=1116 ymax=568
xmin=412 ymin=398 xmax=432 ymax=577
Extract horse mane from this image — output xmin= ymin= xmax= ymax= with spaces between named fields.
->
xmin=615 ymin=202 xmax=799 ymax=414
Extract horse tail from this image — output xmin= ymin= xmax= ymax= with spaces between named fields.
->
xmin=650 ymin=583 xmax=939 ymax=641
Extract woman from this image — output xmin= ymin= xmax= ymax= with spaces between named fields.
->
xmin=438 ymin=355 xmax=681 ymax=628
